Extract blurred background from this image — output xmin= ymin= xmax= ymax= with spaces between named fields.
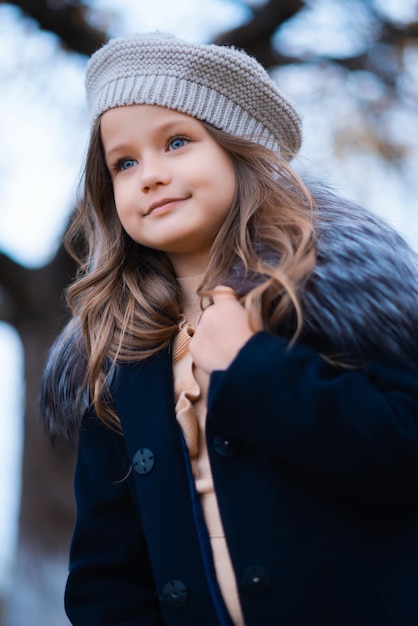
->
xmin=0 ymin=0 xmax=417 ymax=623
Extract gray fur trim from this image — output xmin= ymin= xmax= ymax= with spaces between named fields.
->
xmin=304 ymin=183 xmax=418 ymax=368
xmin=39 ymin=319 xmax=90 ymax=445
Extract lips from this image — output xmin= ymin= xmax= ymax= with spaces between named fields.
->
xmin=146 ymin=197 xmax=187 ymax=215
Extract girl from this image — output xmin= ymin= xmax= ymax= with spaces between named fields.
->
xmin=41 ymin=32 xmax=418 ymax=626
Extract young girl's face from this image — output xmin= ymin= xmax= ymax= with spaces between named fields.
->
xmin=101 ymin=104 xmax=236 ymax=276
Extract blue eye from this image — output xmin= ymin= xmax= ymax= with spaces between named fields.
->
xmin=119 ymin=158 xmax=136 ymax=171
xmin=111 ymin=158 xmax=137 ymax=173
xmin=169 ymin=136 xmax=188 ymax=151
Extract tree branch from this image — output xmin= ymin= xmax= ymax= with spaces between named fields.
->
xmin=213 ymin=0 xmax=418 ymax=92
xmin=2 ymin=0 xmax=106 ymax=55
xmin=214 ymin=0 xmax=305 ymax=66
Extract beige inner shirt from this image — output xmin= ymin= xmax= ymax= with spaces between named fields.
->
xmin=172 ymin=274 xmax=245 ymax=626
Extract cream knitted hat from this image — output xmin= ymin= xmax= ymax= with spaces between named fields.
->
xmin=86 ymin=32 xmax=302 ymax=158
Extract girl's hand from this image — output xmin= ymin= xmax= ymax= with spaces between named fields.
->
xmin=189 ymin=286 xmax=256 ymax=374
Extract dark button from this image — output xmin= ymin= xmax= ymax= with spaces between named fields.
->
xmin=133 ymin=448 xmax=155 ymax=475
xmin=242 ymin=565 xmax=270 ymax=595
xmin=161 ymin=579 xmax=188 ymax=608
xmin=213 ymin=434 xmax=237 ymax=457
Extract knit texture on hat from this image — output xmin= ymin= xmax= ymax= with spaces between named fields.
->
xmin=86 ymin=32 xmax=302 ymax=158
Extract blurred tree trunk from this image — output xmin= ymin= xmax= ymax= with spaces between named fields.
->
xmin=0 ymin=247 xmax=78 ymax=550
xmin=0 ymin=246 xmax=77 ymax=624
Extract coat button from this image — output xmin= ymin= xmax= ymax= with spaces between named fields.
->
xmin=133 ymin=448 xmax=155 ymax=475
xmin=213 ymin=434 xmax=237 ymax=457
xmin=161 ymin=579 xmax=188 ymax=608
xmin=242 ymin=565 xmax=270 ymax=595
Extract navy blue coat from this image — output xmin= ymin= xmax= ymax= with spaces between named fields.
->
xmin=64 ymin=331 xmax=418 ymax=626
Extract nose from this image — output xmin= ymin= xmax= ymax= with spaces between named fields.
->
xmin=140 ymin=153 xmax=171 ymax=192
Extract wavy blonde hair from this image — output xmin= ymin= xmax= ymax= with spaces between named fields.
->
xmin=65 ymin=117 xmax=317 ymax=428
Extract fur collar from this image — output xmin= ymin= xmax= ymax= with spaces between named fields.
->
xmin=303 ymin=183 xmax=418 ymax=368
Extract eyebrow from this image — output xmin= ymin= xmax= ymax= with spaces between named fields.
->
xmin=153 ymin=117 xmax=197 ymax=132
xmin=104 ymin=144 xmax=133 ymax=163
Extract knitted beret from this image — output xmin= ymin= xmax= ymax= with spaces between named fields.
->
xmin=86 ymin=32 xmax=302 ymax=158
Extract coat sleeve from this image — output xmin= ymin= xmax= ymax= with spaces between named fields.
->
xmin=207 ymin=331 xmax=418 ymax=511
xmin=64 ymin=412 xmax=164 ymax=626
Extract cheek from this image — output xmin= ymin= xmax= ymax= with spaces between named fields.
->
xmin=113 ymin=184 xmax=132 ymax=222
xmin=218 ymin=161 xmax=236 ymax=209
xmin=112 ymin=181 xmax=124 ymax=209
xmin=113 ymin=198 xmax=135 ymax=240
xmin=113 ymin=199 xmax=126 ymax=229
